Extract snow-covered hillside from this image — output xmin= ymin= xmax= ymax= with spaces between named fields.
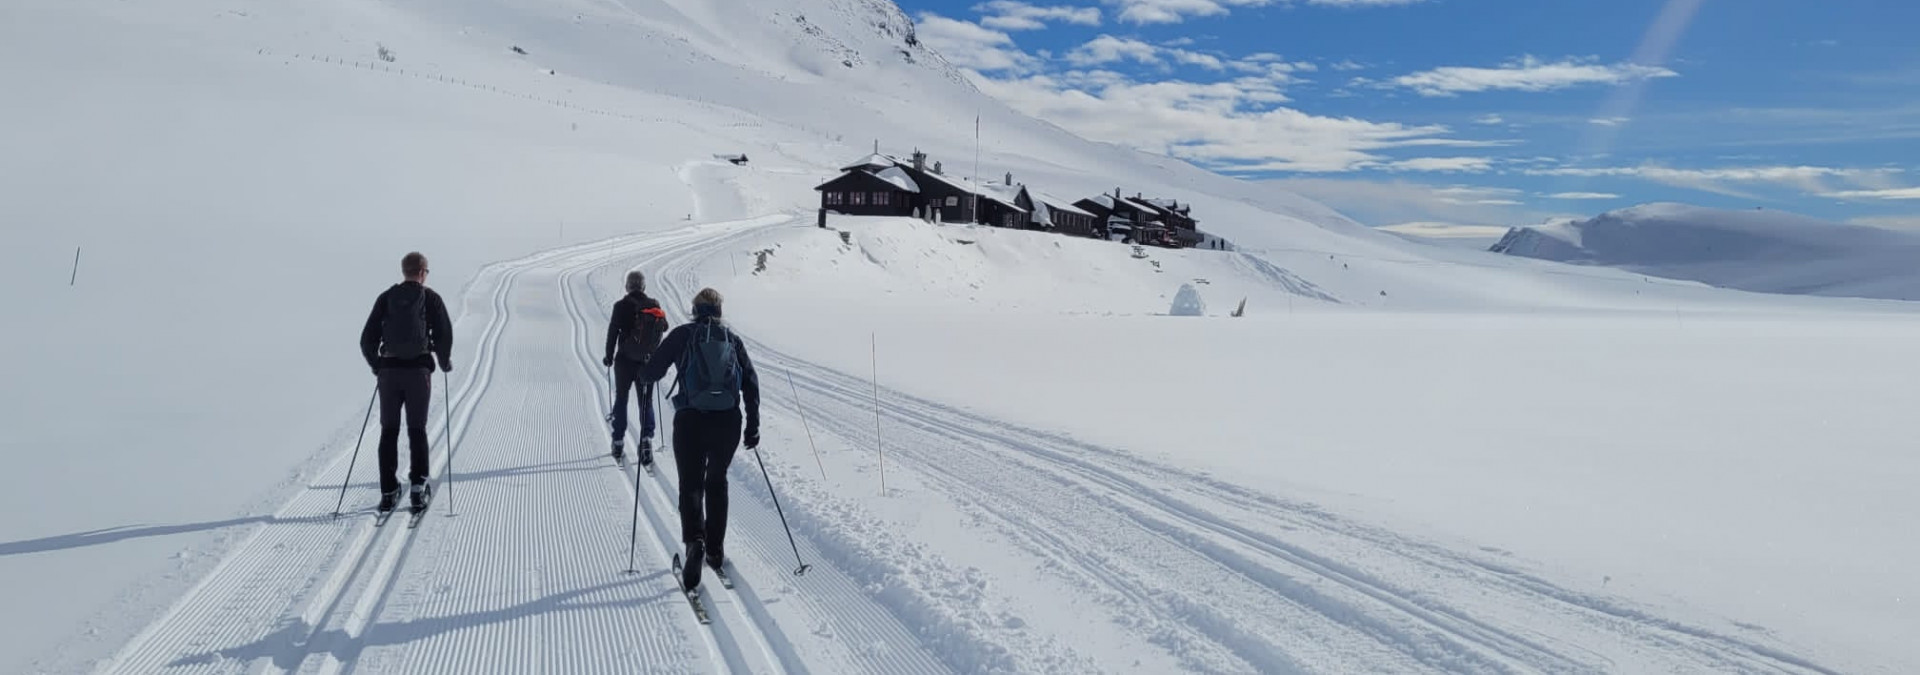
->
xmin=1492 ymin=203 xmax=1920 ymax=300
xmin=4 ymin=0 xmax=1918 ymax=673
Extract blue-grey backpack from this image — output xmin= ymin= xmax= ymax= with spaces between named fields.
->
xmin=674 ymin=323 xmax=741 ymax=412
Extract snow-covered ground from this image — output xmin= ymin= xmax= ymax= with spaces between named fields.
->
xmin=4 ymin=0 xmax=1917 ymax=672
xmin=1492 ymin=203 xmax=1920 ymax=301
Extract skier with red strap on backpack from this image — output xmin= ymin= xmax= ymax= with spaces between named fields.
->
xmin=641 ymin=287 xmax=760 ymax=592
xmin=605 ymin=270 xmax=669 ymax=466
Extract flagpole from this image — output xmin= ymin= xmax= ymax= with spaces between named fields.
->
xmin=972 ymin=113 xmax=981 ymax=225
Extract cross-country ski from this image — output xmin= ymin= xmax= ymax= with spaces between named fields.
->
xmin=10 ymin=0 xmax=1913 ymax=673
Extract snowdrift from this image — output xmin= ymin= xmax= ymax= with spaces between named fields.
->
xmin=1492 ymin=203 xmax=1920 ymax=300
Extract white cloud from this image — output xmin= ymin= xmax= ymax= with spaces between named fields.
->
xmin=974 ymin=1 xmax=1103 ymax=31
xmin=915 ymin=14 xmax=1039 ymax=73
xmin=1527 ymin=164 xmax=1903 ymax=199
xmin=1064 ymin=35 xmax=1163 ymax=67
xmin=1472 ymin=114 xmax=1505 ymax=125
xmin=1329 ymin=59 xmax=1367 ymax=71
xmin=1376 ymin=156 xmax=1495 ymax=173
xmin=976 ymin=72 xmax=1474 ymax=172
xmin=1379 ymin=222 xmax=1516 ymax=240
xmin=1103 ymin=0 xmax=1421 ymax=25
xmin=1064 ymin=35 xmax=1231 ymax=71
xmin=1545 ymin=192 xmax=1621 ymax=200
xmin=1387 ymin=56 xmax=1678 ymax=97
xmin=1824 ymin=187 xmax=1920 ymax=200
xmin=1266 ymin=178 xmax=1567 ymax=227
xmin=1588 ymin=116 xmax=1631 ymax=126
xmin=1849 ymin=215 xmax=1920 ymax=230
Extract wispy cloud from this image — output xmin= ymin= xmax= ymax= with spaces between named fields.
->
xmin=1267 ymin=178 xmax=1568 ymax=226
xmin=1472 ymin=114 xmax=1506 ymax=125
xmin=1544 ymin=192 xmax=1621 ymax=200
xmin=1387 ymin=56 xmax=1678 ymax=97
xmin=978 ymin=70 xmax=1478 ymax=172
xmin=1103 ymin=0 xmax=1422 ymax=25
xmin=1377 ymin=156 xmax=1496 ymax=173
xmin=974 ymin=1 xmax=1103 ymax=31
xmin=1588 ymin=116 xmax=1631 ymax=126
xmin=1527 ymin=164 xmax=1903 ymax=199
xmin=1824 ymin=187 xmax=1920 ymax=201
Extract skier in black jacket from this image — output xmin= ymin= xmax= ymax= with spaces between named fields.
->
xmin=358 ymin=252 xmax=454 ymax=513
xmin=641 ymin=287 xmax=760 ymax=591
xmin=604 ymin=270 xmax=669 ymax=465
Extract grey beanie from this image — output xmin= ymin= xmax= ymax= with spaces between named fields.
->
xmin=625 ymin=270 xmax=645 ymax=294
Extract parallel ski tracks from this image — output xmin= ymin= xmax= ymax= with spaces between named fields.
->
xmin=101 ymin=241 xmax=618 ymax=674
xmin=561 ymin=216 xmax=952 ymax=675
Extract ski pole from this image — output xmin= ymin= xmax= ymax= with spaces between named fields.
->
xmin=786 ymin=370 xmax=827 ymax=481
xmin=333 ymin=385 xmax=379 ymax=518
xmin=753 ymin=447 xmax=811 ymax=576
xmin=443 ymin=369 xmax=458 ymax=516
xmin=625 ymin=435 xmax=643 ymax=574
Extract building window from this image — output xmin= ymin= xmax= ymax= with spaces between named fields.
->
xmin=825 ymin=192 xmax=844 ymax=206
xmin=946 ymin=196 xmax=959 ymax=207
xmin=873 ymin=191 xmax=890 ymax=206
xmin=850 ymin=191 xmax=867 ymax=205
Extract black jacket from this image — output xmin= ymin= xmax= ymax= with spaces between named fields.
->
xmin=641 ymin=318 xmax=760 ymax=429
xmin=606 ymin=293 xmax=668 ymax=362
xmin=359 ymin=281 xmax=454 ymax=370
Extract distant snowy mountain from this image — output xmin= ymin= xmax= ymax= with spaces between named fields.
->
xmin=1491 ymin=203 xmax=1920 ymax=301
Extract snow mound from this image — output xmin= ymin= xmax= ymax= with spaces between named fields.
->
xmin=1492 ymin=203 xmax=1920 ymax=301
xmin=1169 ymin=284 xmax=1206 ymax=316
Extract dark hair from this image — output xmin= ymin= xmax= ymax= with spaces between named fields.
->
xmin=402 ymin=252 xmax=428 ymax=277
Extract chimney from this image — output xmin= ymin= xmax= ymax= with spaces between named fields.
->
xmin=934 ymin=161 xmax=943 ymax=174
xmin=912 ymin=149 xmax=926 ymax=172
xmin=1004 ymin=171 xmax=1013 ymax=185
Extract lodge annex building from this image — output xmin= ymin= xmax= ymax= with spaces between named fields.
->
xmin=814 ymin=150 xmax=1232 ymax=250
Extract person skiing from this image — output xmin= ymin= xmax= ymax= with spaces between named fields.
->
xmin=641 ymin=288 xmax=760 ymax=591
xmin=358 ymin=251 xmax=454 ymax=514
xmin=604 ymin=270 xmax=669 ymax=465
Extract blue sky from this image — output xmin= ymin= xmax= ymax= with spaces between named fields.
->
xmin=902 ymin=0 xmax=1920 ymax=231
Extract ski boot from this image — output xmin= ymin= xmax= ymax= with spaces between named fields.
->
xmin=377 ymin=489 xmax=401 ymax=513
xmin=611 ymin=439 xmax=625 ymax=462
xmin=637 ymin=437 xmax=654 ymax=467
xmin=410 ymin=482 xmax=433 ymax=513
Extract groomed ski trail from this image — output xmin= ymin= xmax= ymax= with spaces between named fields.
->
xmin=633 ymin=226 xmax=1844 ymax=674
xmin=561 ymin=219 xmax=958 ymax=675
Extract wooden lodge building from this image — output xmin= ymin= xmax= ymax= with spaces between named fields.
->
xmin=814 ymin=150 xmax=1219 ymax=250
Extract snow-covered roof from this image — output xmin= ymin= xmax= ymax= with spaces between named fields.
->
xmin=1087 ymin=193 xmax=1161 ymax=215
xmin=977 ymin=182 xmax=1029 ymax=212
xmin=873 ymin=166 xmax=920 ymax=193
xmin=840 ymin=152 xmax=900 ymax=172
xmin=1030 ymin=190 xmax=1094 ymax=217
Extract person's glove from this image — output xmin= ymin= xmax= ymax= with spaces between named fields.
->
xmin=744 ymin=425 xmax=761 ymax=450
xmin=371 ymin=365 xmax=380 ymax=376
xmin=603 ymin=355 xmax=614 ymax=368
xmin=437 ymin=355 xmax=453 ymax=373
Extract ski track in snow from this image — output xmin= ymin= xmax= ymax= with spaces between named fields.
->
xmin=95 ymin=208 xmax=1843 ymax=674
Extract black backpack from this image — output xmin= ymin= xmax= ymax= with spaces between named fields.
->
xmin=623 ymin=297 xmax=667 ymax=359
xmin=379 ymin=284 xmax=431 ymax=359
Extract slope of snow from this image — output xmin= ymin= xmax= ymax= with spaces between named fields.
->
xmin=1493 ymin=203 xmax=1920 ymax=300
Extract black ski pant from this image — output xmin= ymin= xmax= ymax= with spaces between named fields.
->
xmin=377 ymin=367 xmax=433 ymax=494
xmin=610 ymin=357 xmax=656 ymax=442
xmin=672 ymin=408 xmax=741 ymax=558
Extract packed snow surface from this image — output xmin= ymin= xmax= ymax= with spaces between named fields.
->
xmin=3 ymin=0 xmax=1916 ymax=673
